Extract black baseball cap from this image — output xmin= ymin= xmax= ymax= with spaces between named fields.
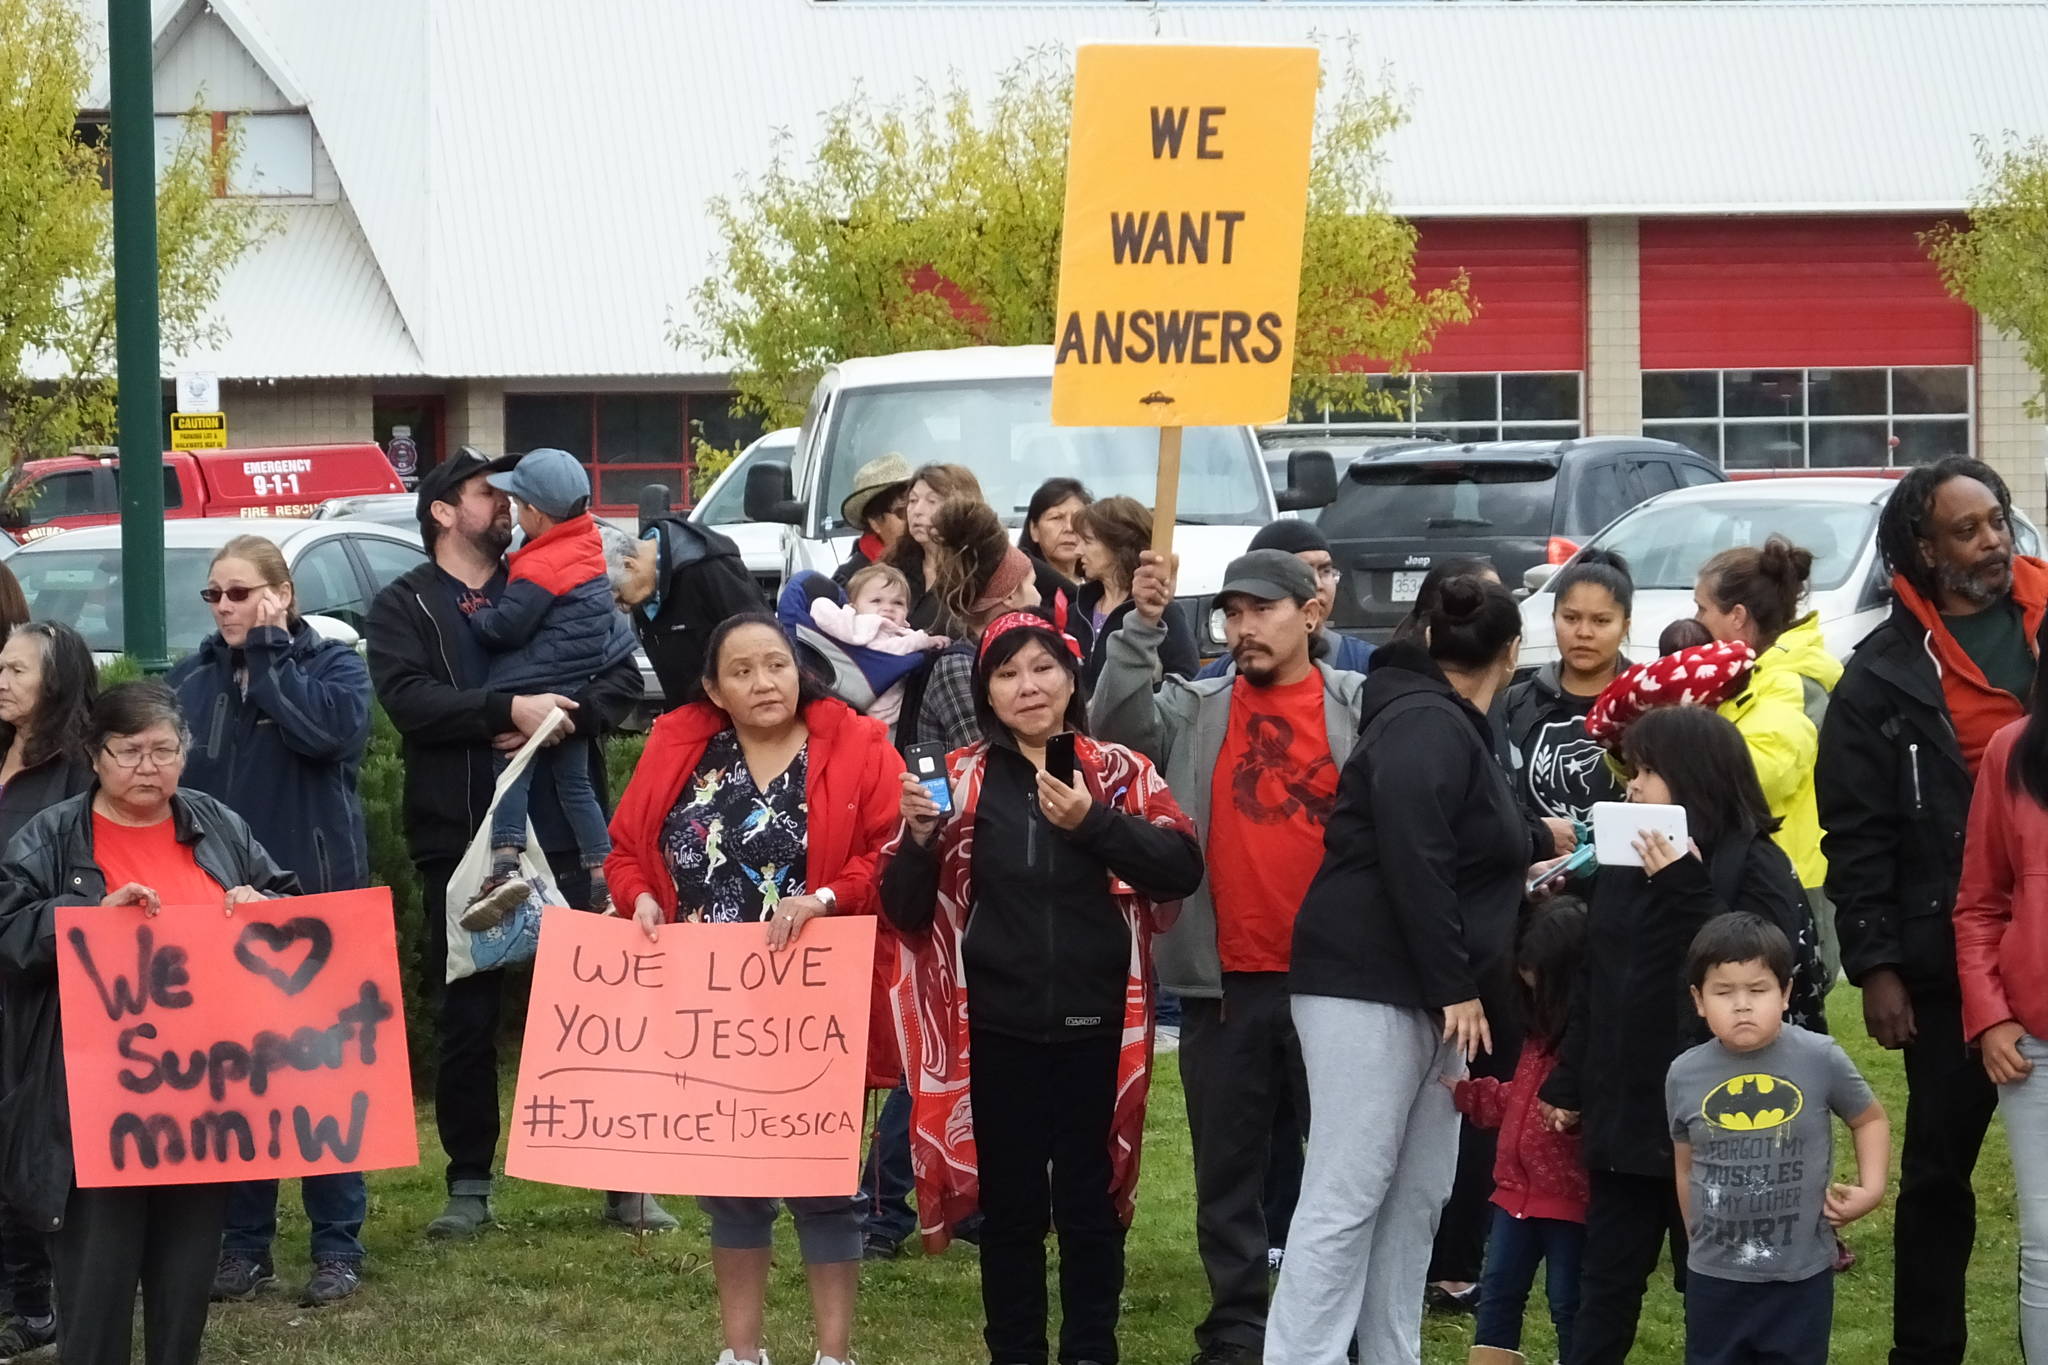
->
xmin=415 ymin=446 xmax=516 ymax=530
xmin=1217 ymin=549 xmax=1319 ymax=605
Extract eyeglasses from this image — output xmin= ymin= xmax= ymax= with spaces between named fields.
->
xmin=198 ymin=585 xmax=268 ymax=605
xmin=1313 ymin=566 xmax=1342 ymax=584
xmin=102 ymin=742 xmax=184 ymax=770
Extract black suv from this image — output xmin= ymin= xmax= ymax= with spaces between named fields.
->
xmin=1320 ymin=437 xmax=1724 ymax=640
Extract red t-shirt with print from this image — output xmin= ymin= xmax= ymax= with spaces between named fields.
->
xmin=1206 ymin=672 xmax=1339 ymax=974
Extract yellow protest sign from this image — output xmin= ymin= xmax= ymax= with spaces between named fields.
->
xmin=1051 ymin=43 xmax=1319 ymax=429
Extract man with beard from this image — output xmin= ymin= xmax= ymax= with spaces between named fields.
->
xmin=367 ymin=448 xmax=677 ymax=1240
xmin=1818 ymin=455 xmax=2048 ymax=1365
xmin=1092 ymin=548 xmax=1365 ymax=1365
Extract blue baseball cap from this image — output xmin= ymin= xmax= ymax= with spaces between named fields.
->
xmin=487 ymin=447 xmax=591 ymax=521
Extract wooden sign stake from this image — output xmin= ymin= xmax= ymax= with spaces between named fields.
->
xmin=1152 ymin=425 xmax=1183 ymax=555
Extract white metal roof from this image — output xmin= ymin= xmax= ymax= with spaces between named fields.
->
xmin=131 ymin=0 xmax=2048 ymax=380
xmin=831 ymin=345 xmax=1059 ymax=389
xmin=174 ymin=204 xmax=422 ymax=379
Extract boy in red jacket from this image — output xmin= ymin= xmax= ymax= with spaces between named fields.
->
xmin=1453 ymin=899 xmax=1590 ymax=1365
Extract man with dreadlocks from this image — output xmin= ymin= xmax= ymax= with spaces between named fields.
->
xmin=1818 ymin=455 xmax=2048 ymax=1365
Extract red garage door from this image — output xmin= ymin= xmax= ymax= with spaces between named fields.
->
xmin=1641 ymin=217 xmax=1972 ymax=369
xmin=1368 ymin=218 xmax=1587 ymax=373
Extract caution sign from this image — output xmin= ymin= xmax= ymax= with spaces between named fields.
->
xmin=1052 ymin=43 xmax=1319 ymax=428
xmin=170 ymin=412 xmax=227 ymax=451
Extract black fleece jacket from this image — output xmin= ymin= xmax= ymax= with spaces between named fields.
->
xmin=1289 ymin=643 xmax=1536 ymax=1012
xmin=881 ymin=743 xmax=1202 ymax=1042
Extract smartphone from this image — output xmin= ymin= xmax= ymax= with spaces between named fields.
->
xmin=1526 ymin=842 xmax=1597 ymax=896
xmin=904 ymin=742 xmax=953 ymax=815
xmin=1046 ymin=732 xmax=1077 ymax=787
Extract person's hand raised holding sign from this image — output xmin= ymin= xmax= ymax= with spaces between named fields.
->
xmin=1130 ymin=550 xmax=1179 ymax=627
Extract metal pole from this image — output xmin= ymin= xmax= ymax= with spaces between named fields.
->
xmin=108 ymin=0 xmax=167 ymax=672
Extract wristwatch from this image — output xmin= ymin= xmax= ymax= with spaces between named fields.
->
xmin=815 ymin=886 xmax=837 ymax=913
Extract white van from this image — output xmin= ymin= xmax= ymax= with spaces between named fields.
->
xmin=744 ymin=345 xmax=1334 ymax=657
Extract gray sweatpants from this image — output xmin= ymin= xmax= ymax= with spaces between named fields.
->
xmin=1266 ymin=995 xmax=1464 ymax=1365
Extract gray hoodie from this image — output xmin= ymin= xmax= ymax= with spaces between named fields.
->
xmin=1088 ymin=613 xmax=1367 ymax=998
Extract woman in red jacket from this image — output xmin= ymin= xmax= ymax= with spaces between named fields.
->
xmin=1954 ymin=679 xmax=2048 ymax=1364
xmin=607 ymin=612 xmax=904 ymax=1365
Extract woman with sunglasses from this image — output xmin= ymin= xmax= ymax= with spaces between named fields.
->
xmin=0 ymin=682 xmax=297 ymax=1365
xmin=167 ymin=535 xmax=374 ymax=1308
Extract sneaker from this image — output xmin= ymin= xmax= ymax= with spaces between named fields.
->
xmin=209 ymin=1255 xmax=276 ymax=1302
xmin=604 ymin=1191 xmax=680 ymax=1233
xmin=713 ymin=1353 xmax=771 ymax=1365
xmin=1267 ymin=1246 xmax=1285 ymax=1271
xmin=299 ymin=1261 xmax=361 ymax=1307
xmin=460 ymin=876 xmax=531 ymax=932
xmin=815 ymin=1356 xmax=855 ymax=1365
xmin=0 ymin=1314 xmax=56 ymax=1361
xmin=426 ymin=1193 xmax=494 ymax=1240
xmin=1191 ymin=1344 xmax=1259 ymax=1365
xmin=860 ymin=1233 xmax=903 ymax=1262
xmin=1424 ymin=1282 xmax=1481 ymax=1316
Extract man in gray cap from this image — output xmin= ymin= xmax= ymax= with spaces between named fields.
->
xmin=1090 ymin=547 xmax=1366 ymax=1365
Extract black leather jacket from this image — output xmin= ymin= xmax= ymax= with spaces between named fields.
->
xmin=0 ymin=789 xmax=299 ymax=1228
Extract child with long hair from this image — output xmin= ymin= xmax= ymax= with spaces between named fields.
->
xmin=1453 ymin=898 xmax=1591 ymax=1365
xmin=1539 ymin=704 xmax=1823 ymax=1364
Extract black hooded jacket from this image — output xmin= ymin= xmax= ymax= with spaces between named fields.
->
xmin=1289 ymin=643 xmax=1539 ymax=1013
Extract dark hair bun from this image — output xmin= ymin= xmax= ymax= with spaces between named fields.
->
xmin=1425 ymin=575 xmax=1523 ymax=670
xmin=1577 ymin=547 xmax=1631 ymax=578
xmin=1435 ymin=574 xmax=1488 ymax=624
xmin=1758 ymin=534 xmax=1814 ymax=588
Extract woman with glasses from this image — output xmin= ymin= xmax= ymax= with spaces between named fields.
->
xmin=0 ymin=682 xmax=298 ymax=1365
xmin=169 ymin=534 xmax=374 ymax=1308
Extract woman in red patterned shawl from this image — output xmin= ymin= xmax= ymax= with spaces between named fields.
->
xmin=880 ymin=611 xmax=1202 ymax=1365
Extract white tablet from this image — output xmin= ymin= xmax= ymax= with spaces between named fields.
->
xmin=1590 ymin=801 xmax=1688 ymax=869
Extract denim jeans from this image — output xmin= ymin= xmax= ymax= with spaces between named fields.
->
xmin=221 ymin=1173 xmax=367 ymax=1265
xmin=1999 ymin=1032 xmax=2048 ymax=1364
xmin=1474 ymin=1206 xmax=1586 ymax=1357
xmin=490 ymin=734 xmax=610 ymax=868
xmin=861 ymin=1081 xmax=916 ymax=1247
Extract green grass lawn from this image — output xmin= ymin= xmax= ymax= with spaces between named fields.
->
xmin=200 ymin=986 xmax=2023 ymax=1364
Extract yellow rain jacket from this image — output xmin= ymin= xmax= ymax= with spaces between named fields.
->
xmin=1718 ymin=613 xmax=1841 ymax=887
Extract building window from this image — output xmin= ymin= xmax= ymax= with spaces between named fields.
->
xmin=1641 ymin=367 xmax=1971 ymax=469
xmin=1302 ymin=371 xmax=1582 ymax=442
xmin=504 ymin=393 xmax=766 ymax=514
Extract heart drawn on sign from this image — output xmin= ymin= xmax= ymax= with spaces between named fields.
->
xmin=232 ymin=918 xmax=335 ymax=997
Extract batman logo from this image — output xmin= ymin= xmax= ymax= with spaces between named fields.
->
xmin=1702 ymin=1073 xmax=1804 ymax=1132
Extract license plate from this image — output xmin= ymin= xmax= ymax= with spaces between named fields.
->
xmin=1391 ymin=570 xmax=1426 ymax=603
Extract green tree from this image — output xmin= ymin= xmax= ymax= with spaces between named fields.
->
xmin=1925 ymin=135 xmax=2048 ymax=416
xmin=0 ymin=0 xmax=271 ymax=465
xmin=688 ymin=49 xmax=1473 ymax=430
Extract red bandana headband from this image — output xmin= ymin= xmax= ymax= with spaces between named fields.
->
xmin=978 ymin=611 xmax=1083 ymax=664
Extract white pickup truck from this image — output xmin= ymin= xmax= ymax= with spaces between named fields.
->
xmin=743 ymin=344 xmax=1335 ymax=658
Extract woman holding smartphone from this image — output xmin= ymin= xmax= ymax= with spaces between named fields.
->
xmin=881 ymin=612 xmax=1202 ymax=1365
